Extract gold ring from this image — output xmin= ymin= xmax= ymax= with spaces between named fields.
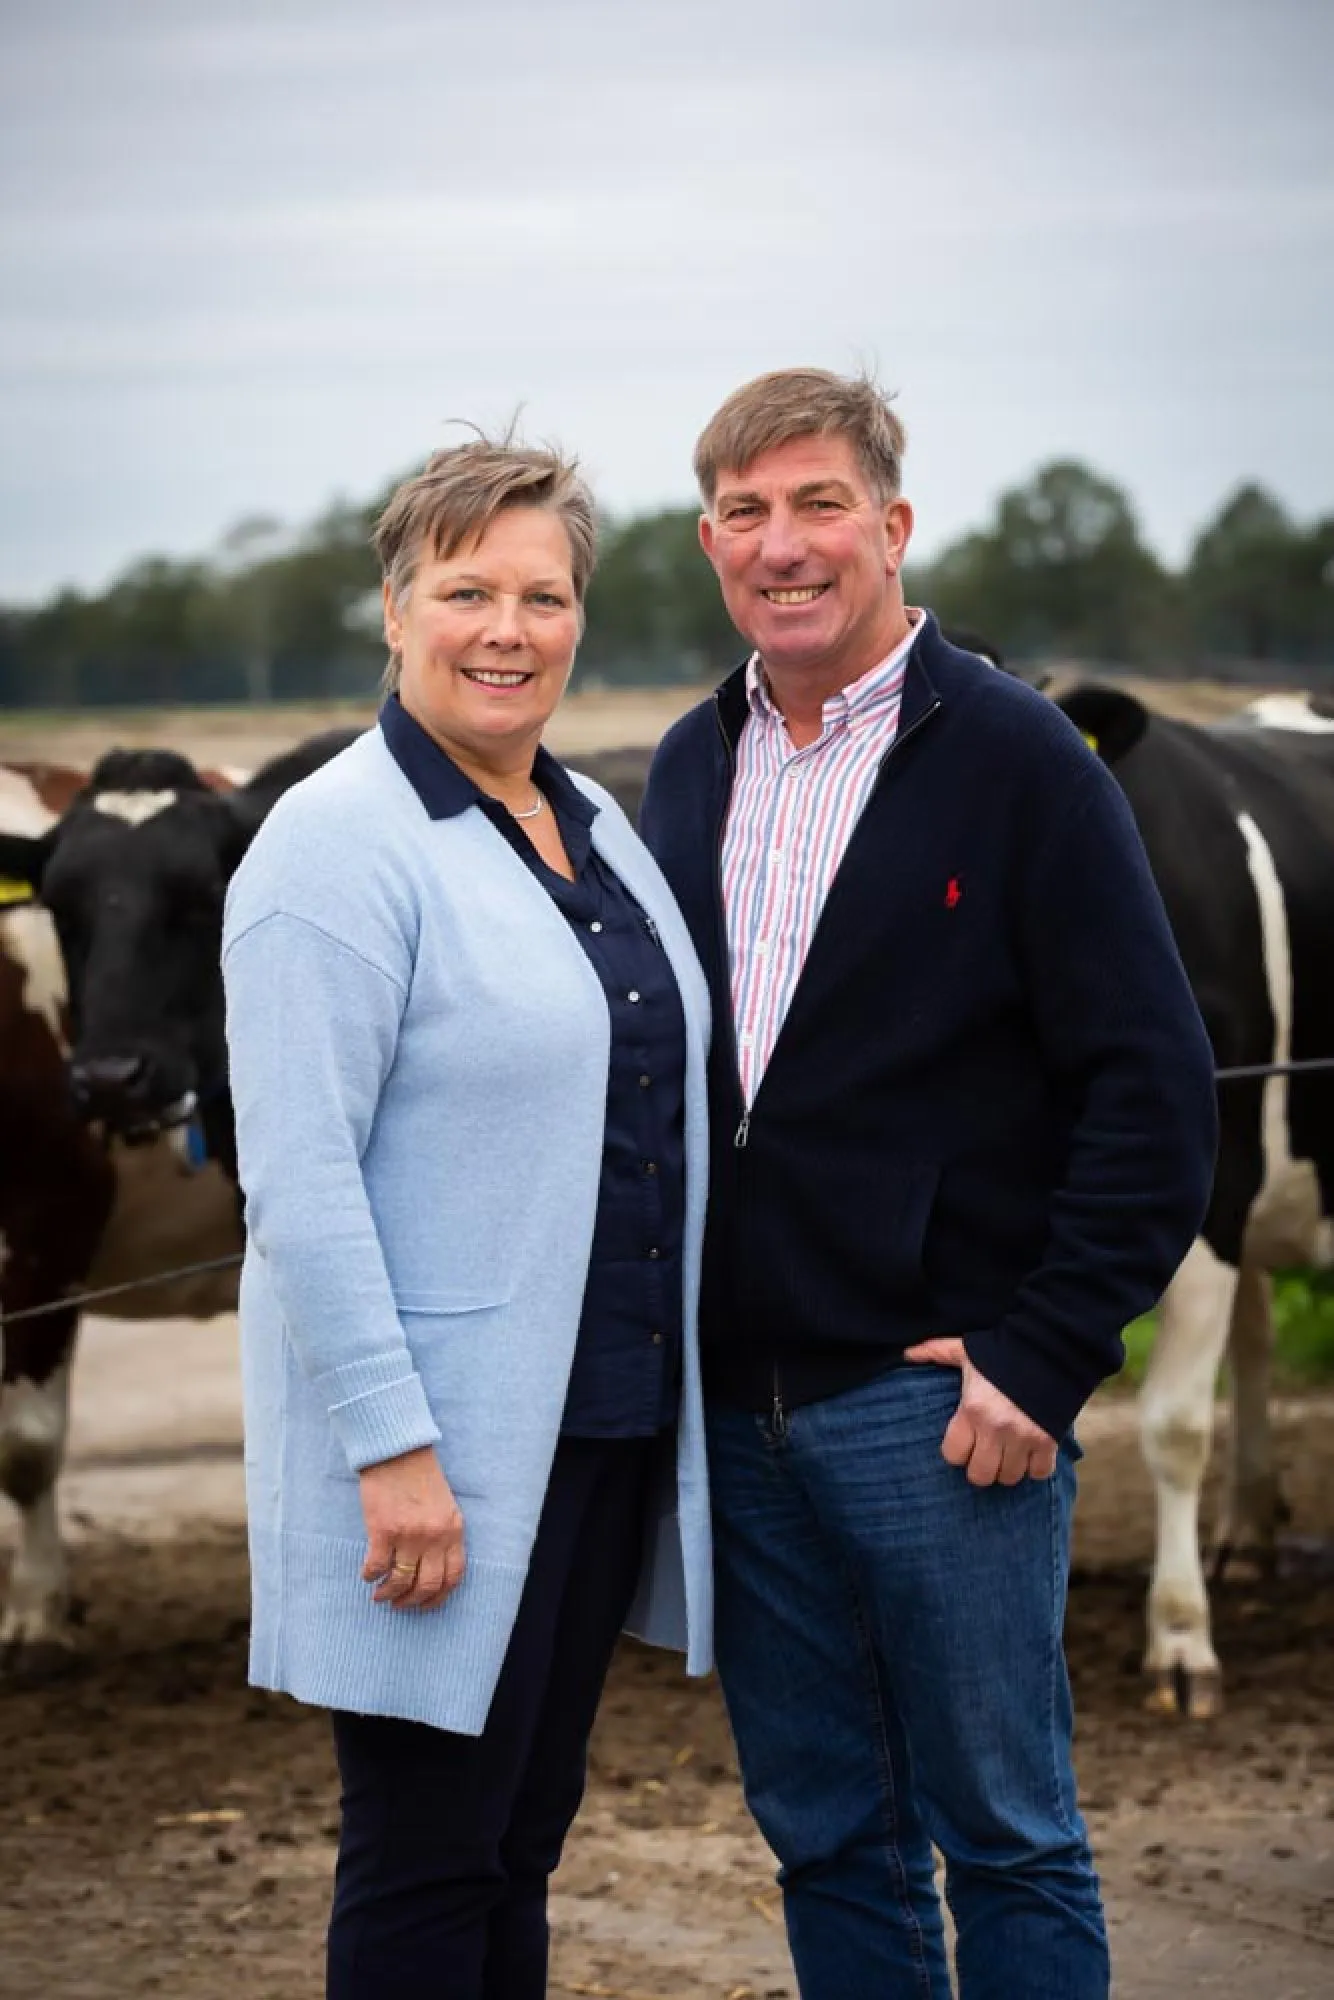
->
xmin=391 ymin=1559 xmax=418 ymax=1575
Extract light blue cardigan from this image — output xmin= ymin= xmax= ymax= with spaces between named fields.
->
xmin=221 ymin=727 xmax=713 ymax=1735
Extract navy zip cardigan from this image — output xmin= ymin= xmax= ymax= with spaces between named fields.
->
xmin=640 ymin=614 xmax=1218 ymax=1442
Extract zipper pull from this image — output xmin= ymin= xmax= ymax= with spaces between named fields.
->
xmin=734 ymin=1109 xmax=750 ymax=1149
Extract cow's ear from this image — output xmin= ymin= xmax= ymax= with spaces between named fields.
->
xmin=217 ymin=792 xmax=267 ymax=876
xmin=217 ymin=727 xmax=361 ymax=869
xmin=0 ymin=829 xmax=55 ymax=903
xmin=1056 ymin=685 xmax=1149 ymax=766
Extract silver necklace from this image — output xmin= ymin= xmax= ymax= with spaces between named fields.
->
xmin=508 ymin=791 xmax=545 ymax=822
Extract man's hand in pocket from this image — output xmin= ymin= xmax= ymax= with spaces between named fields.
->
xmin=904 ymin=1337 xmax=1058 ymax=1486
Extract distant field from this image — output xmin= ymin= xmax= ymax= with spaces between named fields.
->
xmin=1036 ymin=669 xmax=1297 ymax=725
xmin=0 ymin=684 xmax=712 ymax=772
xmin=0 ymin=668 xmax=1308 ymax=775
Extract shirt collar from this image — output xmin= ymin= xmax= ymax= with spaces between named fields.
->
xmin=378 ymin=692 xmax=596 ymax=828
xmin=745 ymin=608 xmax=923 ymax=733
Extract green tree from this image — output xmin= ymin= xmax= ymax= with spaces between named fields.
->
xmin=1184 ymin=484 xmax=1308 ymax=664
xmin=1292 ymin=516 xmax=1334 ymax=667
xmin=579 ymin=508 xmax=738 ymax=684
xmin=4 ymin=463 xmax=1332 ymax=710
xmin=213 ymin=518 xmax=294 ymax=705
xmin=920 ymin=460 xmax=1172 ymax=666
xmin=11 ymin=589 xmax=97 ymax=708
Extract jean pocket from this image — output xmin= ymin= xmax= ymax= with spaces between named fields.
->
xmin=1059 ymin=1429 xmax=1084 ymax=1463
xmin=898 ymin=1358 xmax=963 ymax=1389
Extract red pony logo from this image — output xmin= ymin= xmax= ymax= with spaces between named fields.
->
xmin=944 ymin=877 xmax=963 ymax=909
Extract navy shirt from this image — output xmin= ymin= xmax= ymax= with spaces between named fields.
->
xmin=379 ymin=696 xmax=686 ymax=1437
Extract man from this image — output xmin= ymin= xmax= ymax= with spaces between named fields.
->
xmin=640 ymin=368 xmax=1217 ymax=1999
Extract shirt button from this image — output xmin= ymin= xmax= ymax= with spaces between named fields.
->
xmin=627 ymin=989 xmax=641 ymax=1003
xmin=650 ymin=1330 xmax=664 ymax=1345
xmin=755 ymin=938 xmax=770 ymax=955
xmin=643 ymin=1160 xmax=658 ymax=1176
xmin=589 ymin=920 xmax=604 ymax=933
xmin=638 ymin=1073 xmax=652 ymax=1088
xmin=647 ymin=1246 xmax=660 ymax=1259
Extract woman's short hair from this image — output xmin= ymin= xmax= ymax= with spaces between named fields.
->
xmin=693 ymin=368 xmax=907 ymax=508
xmin=373 ymin=434 xmax=598 ymax=690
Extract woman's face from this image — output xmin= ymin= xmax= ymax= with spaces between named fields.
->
xmin=385 ymin=506 xmax=581 ymax=772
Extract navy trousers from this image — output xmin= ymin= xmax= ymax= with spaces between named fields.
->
xmin=326 ymin=1435 xmax=658 ymax=2000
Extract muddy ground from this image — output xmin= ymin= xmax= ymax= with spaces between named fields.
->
xmin=1 ymin=1318 xmax=1331 ymax=1999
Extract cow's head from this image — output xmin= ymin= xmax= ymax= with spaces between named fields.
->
xmin=1054 ymin=684 xmax=1151 ymax=767
xmin=0 ymin=729 xmax=358 ymax=1163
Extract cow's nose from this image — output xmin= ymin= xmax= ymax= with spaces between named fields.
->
xmin=69 ymin=1054 xmax=149 ymax=1111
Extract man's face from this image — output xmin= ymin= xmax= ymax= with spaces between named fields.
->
xmin=700 ymin=433 xmax=913 ymax=692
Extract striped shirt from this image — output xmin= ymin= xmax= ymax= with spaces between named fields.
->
xmin=722 ymin=615 xmax=921 ymax=1105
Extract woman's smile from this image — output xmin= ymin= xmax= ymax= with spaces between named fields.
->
xmin=459 ymin=665 xmax=537 ymax=689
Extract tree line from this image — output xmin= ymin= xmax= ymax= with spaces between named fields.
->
xmin=1 ymin=461 xmax=1330 ymax=711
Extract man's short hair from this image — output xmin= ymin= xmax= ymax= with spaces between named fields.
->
xmin=693 ymin=368 xmax=907 ymax=508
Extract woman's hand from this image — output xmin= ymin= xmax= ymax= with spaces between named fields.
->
xmin=358 ymin=1445 xmax=466 ymax=1611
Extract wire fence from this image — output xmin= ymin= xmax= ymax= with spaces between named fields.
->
xmin=4 ymin=1054 xmax=1334 ymax=1334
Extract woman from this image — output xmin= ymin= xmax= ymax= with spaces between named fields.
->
xmin=221 ymin=435 xmax=712 ymax=2000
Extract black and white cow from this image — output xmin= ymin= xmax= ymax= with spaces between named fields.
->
xmin=0 ymin=731 xmax=357 ymax=1674
xmin=1056 ymin=683 xmax=1334 ymax=1716
xmin=0 ymin=729 xmax=359 ymax=1176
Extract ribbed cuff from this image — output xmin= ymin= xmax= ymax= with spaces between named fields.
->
xmin=318 ymin=1353 xmax=442 ymax=1472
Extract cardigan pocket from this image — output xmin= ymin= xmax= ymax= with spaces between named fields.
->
xmin=391 ymin=1286 xmax=511 ymax=1314
xmin=323 ymin=1290 xmax=511 ymax=1481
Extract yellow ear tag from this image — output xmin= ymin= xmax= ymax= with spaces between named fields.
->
xmin=1081 ymin=732 xmax=1099 ymax=754
xmin=0 ymin=877 xmax=35 ymax=906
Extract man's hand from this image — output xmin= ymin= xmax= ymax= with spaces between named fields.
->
xmin=359 ymin=1445 xmax=466 ymax=1610
xmin=903 ymin=1337 xmax=1058 ymax=1486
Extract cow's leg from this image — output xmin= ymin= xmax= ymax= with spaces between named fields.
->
xmin=1140 ymin=1237 xmax=1239 ymax=1720
xmin=1213 ymin=1264 xmax=1286 ymax=1580
xmin=0 ymin=1318 xmax=79 ymax=1678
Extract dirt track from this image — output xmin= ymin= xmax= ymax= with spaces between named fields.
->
xmin=1 ymin=1316 xmax=1331 ymax=1999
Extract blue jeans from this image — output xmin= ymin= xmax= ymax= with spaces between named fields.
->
xmin=707 ymin=1364 xmax=1108 ymax=1999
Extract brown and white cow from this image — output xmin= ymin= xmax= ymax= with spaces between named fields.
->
xmin=0 ymin=733 xmax=356 ymax=1675
xmin=0 ymin=760 xmax=240 ymax=1673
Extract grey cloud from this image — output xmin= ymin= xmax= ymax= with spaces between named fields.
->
xmin=0 ymin=0 xmax=1330 ymax=599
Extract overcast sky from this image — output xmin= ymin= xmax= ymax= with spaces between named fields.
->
xmin=2 ymin=0 xmax=1331 ymax=604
